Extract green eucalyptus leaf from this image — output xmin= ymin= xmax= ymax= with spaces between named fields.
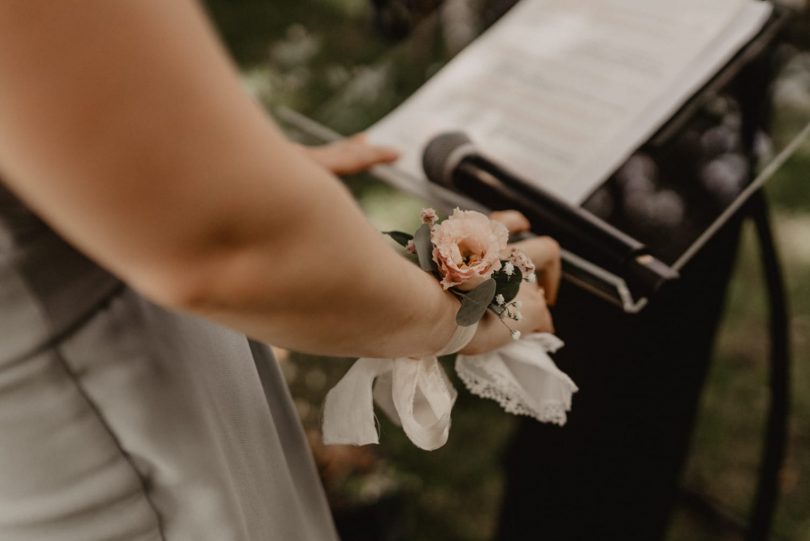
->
xmin=413 ymin=224 xmax=436 ymax=272
xmin=493 ymin=265 xmax=523 ymax=304
xmin=455 ymin=278 xmax=496 ymax=326
xmin=383 ymin=230 xmax=414 ymax=247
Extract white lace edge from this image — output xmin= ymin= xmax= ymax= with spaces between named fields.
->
xmin=455 ymin=365 xmax=571 ymax=426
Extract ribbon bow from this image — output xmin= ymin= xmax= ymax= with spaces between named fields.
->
xmin=322 ymin=333 xmax=577 ymax=450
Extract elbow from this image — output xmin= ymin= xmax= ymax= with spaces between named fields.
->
xmin=153 ymin=275 xmax=215 ymax=314
xmin=122 ymin=211 xmax=313 ymax=319
xmin=128 ymin=242 xmax=294 ymax=318
xmin=126 ymin=260 xmax=218 ymax=314
xmin=121 ymin=241 xmax=246 ymax=315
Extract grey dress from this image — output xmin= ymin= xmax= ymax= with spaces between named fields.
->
xmin=0 ymin=184 xmax=340 ymax=541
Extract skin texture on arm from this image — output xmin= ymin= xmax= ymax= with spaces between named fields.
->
xmin=0 ymin=1 xmax=555 ymax=358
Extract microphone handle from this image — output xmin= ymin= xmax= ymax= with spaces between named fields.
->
xmin=453 ymin=157 xmax=678 ymax=296
xmin=457 ymin=156 xmax=643 ymax=267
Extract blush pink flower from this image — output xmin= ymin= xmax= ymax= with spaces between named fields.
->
xmin=431 ymin=208 xmax=509 ymax=291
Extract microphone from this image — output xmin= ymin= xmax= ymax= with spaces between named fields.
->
xmin=422 ymin=132 xmax=678 ymax=297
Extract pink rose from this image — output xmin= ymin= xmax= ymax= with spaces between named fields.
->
xmin=431 ymin=208 xmax=509 ymax=291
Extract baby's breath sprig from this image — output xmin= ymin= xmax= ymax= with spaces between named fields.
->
xmin=491 ymin=261 xmax=534 ymax=339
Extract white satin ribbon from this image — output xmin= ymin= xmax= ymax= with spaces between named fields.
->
xmin=321 ymin=324 xmax=474 ymax=451
xmin=321 ymin=356 xmax=458 ymax=450
xmin=322 ymin=329 xmax=577 ymax=450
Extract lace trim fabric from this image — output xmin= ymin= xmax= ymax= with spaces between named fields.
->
xmin=456 ymin=333 xmax=577 ymax=426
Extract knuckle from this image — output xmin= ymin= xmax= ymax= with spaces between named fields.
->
xmin=504 ymin=209 xmax=528 ymax=222
xmin=541 ymin=236 xmax=560 ymax=255
xmin=533 ymin=307 xmax=554 ymax=332
xmin=490 ymin=210 xmax=529 ymax=231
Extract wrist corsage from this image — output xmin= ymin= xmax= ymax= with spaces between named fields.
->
xmin=322 ymin=208 xmax=577 ymax=451
xmin=388 ymin=207 xmax=535 ymax=339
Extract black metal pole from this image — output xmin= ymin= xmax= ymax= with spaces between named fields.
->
xmin=746 ymin=191 xmax=791 ymax=541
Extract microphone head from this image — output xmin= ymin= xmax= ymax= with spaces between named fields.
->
xmin=422 ymin=132 xmax=476 ymax=188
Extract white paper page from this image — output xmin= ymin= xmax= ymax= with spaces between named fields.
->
xmin=367 ymin=0 xmax=772 ymax=204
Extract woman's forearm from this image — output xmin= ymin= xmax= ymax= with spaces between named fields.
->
xmin=165 ymin=139 xmax=464 ymax=357
xmin=0 ymin=0 xmax=461 ymax=358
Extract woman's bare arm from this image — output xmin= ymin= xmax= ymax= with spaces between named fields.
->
xmin=0 ymin=1 xmax=555 ymax=358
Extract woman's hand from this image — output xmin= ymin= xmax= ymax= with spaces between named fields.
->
xmin=300 ymin=133 xmax=399 ymax=176
xmin=460 ymin=211 xmax=561 ymax=355
xmin=491 ymin=210 xmax=561 ymax=306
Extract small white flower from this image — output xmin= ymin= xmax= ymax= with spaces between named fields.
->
xmin=405 ymin=239 xmax=416 ymax=254
xmin=495 ymin=294 xmax=505 ymax=305
xmin=527 ymin=273 xmax=537 ymax=283
xmin=511 ymin=330 xmax=521 ymax=340
xmin=503 ymin=262 xmax=515 ymax=276
xmin=514 ymin=300 xmax=522 ymax=309
xmin=514 ymin=311 xmax=523 ymax=321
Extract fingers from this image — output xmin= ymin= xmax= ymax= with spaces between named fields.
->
xmin=489 ymin=210 xmax=560 ymax=304
xmin=536 ymin=308 xmax=554 ymax=334
xmin=511 ymin=236 xmax=561 ymax=305
xmin=300 ymin=134 xmax=399 ymax=175
xmin=305 ymin=134 xmax=399 ymax=176
xmin=460 ymin=282 xmax=553 ymax=355
xmin=519 ymin=281 xmax=554 ymax=334
xmin=489 ymin=210 xmax=530 ymax=235
xmin=343 ymin=133 xmax=399 ymax=172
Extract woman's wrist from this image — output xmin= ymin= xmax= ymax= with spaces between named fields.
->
xmin=459 ymin=312 xmax=499 ymax=356
xmin=418 ymin=275 xmax=464 ymax=356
